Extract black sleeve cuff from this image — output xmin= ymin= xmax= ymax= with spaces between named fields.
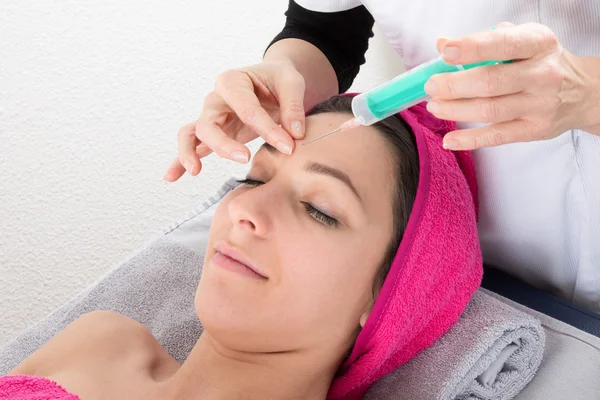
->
xmin=267 ymin=0 xmax=375 ymax=93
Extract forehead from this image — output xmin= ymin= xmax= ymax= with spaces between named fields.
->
xmin=297 ymin=111 xmax=393 ymax=163
xmin=292 ymin=112 xmax=396 ymax=205
xmin=302 ymin=112 xmax=353 ymax=143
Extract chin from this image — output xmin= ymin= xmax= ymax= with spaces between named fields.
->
xmin=195 ymin=281 xmax=299 ymax=353
xmin=195 ymin=278 xmax=259 ymax=350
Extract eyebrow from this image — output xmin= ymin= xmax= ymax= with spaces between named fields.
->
xmin=259 ymin=142 xmax=362 ymax=203
xmin=261 ymin=142 xmax=278 ymax=155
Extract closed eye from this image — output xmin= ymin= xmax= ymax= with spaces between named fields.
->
xmin=236 ymin=178 xmax=263 ymax=187
xmin=302 ymin=202 xmax=339 ymax=227
xmin=236 ymin=178 xmax=339 ymax=228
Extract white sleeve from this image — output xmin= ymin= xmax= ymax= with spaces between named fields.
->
xmin=294 ymin=0 xmax=363 ymax=13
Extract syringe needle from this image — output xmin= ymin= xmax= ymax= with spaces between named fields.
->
xmin=302 ymin=117 xmax=362 ymax=146
xmin=302 ymin=127 xmax=343 ymax=145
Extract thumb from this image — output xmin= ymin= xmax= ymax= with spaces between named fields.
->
xmin=275 ymin=68 xmax=307 ymax=139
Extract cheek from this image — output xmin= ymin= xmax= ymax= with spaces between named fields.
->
xmin=195 ymin=199 xmax=233 ymax=319
xmin=290 ymin=226 xmax=388 ymax=285
xmin=281 ymin=231 xmax=384 ymax=323
xmin=202 ymin=196 xmax=233 ymax=261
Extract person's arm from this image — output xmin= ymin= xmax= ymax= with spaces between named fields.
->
xmin=265 ymin=0 xmax=375 ymax=109
xmin=165 ymin=1 xmax=374 ymax=182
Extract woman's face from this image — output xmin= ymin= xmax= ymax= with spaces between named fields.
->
xmin=195 ymin=112 xmax=396 ymax=357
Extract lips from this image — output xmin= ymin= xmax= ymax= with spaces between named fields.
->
xmin=213 ymin=242 xmax=268 ymax=280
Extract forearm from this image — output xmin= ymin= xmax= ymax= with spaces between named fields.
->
xmin=265 ymin=0 xmax=374 ymax=110
xmin=264 ymin=39 xmax=337 ymax=110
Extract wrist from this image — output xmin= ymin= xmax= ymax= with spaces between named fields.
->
xmin=265 ymin=38 xmax=338 ymax=109
xmin=570 ymin=53 xmax=600 ymax=135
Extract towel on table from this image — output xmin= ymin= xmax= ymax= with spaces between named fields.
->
xmin=0 ymin=182 xmax=227 ymax=373
xmin=0 ymin=233 xmax=543 ymax=400
xmin=1 ymin=180 xmax=542 ymax=400
xmin=0 ymin=236 xmax=207 ymax=372
xmin=365 ymin=290 xmax=545 ymax=400
xmin=0 ymin=375 xmax=80 ymax=400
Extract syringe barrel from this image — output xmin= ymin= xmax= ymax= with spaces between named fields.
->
xmin=351 ymin=56 xmax=505 ymax=125
xmin=351 ymin=56 xmax=462 ymax=125
xmin=351 ymin=25 xmax=509 ymax=126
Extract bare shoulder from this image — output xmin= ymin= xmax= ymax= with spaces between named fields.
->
xmin=10 ymin=311 xmax=170 ymax=376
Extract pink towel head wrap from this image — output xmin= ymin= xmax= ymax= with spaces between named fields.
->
xmin=327 ymin=96 xmax=483 ymax=399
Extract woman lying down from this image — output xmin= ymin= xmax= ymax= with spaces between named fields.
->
xmin=5 ymin=95 xmax=483 ymax=400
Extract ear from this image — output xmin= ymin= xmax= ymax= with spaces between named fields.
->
xmin=359 ymin=305 xmax=372 ymax=328
xmin=359 ymin=311 xmax=370 ymax=328
xmin=359 ymin=294 xmax=376 ymax=328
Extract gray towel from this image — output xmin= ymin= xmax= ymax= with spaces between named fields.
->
xmin=0 ymin=236 xmax=205 ymax=372
xmin=0 ymin=233 xmax=545 ymax=400
xmin=0 ymin=179 xmax=544 ymax=400
xmin=0 ymin=179 xmax=233 ymax=372
xmin=365 ymin=290 xmax=546 ymax=400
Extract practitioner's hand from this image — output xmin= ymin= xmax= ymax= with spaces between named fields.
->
xmin=164 ymin=60 xmax=306 ymax=181
xmin=424 ymin=22 xmax=600 ymax=150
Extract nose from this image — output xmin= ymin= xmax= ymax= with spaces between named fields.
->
xmin=227 ymin=186 xmax=274 ymax=237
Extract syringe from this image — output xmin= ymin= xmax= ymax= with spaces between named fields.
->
xmin=303 ymin=56 xmax=511 ymax=145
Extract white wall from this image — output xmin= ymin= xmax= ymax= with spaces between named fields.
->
xmin=0 ymin=0 xmax=403 ymax=347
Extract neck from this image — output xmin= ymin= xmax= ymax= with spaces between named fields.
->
xmin=162 ymin=333 xmax=339 ymax=400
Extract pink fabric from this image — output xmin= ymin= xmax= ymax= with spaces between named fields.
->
xmin=328 ymin=98 xmax=483 ymax=399
xmin=0 ymin=375 xmax=80 ymax=399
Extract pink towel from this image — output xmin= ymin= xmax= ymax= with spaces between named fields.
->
xmin=0 ymin=375 xmax=80 ymax=400
xmin=328 ymin=98 xmax=483 ymax=399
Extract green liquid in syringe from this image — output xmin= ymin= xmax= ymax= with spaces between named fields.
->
xmin=365 ymin=59 xmax=461 ymax=119
xmin=365 ymin=58 xmax=503 ymax=119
